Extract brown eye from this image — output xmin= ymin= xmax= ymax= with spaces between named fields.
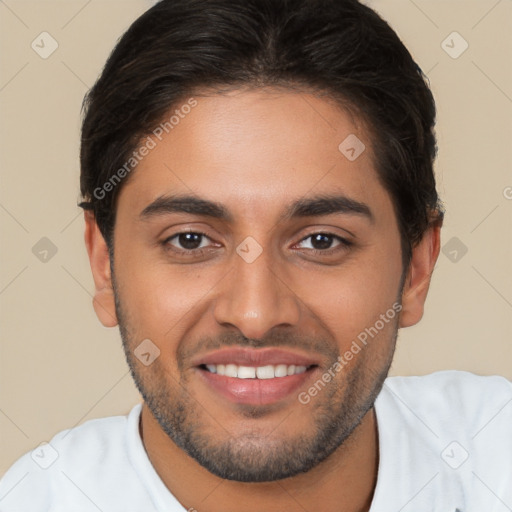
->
xmin=164 ymin=231 xmax=213 ymax=254
xmin=296 ymin=233 xmax=351 ymax=252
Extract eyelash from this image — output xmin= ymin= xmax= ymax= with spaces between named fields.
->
xmin=162 ymin=231 xmax=353 ymax=258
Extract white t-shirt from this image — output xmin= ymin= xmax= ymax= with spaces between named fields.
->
xmin=1 ymin=370 xmax=511 ymax=511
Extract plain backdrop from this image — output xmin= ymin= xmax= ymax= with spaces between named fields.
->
xmin=1 ymin=0 xmax=511 ymax=475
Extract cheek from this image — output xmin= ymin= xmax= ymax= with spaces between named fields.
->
xmin=293 ymin=243 xmax=403 ymax=349
xmin=115 ymin=254 xmax=223 ymax=345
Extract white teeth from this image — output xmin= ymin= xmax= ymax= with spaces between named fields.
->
xmin=256 ymin=365 xmax=275 ymax=379
xmin=237 ymin=366 xmax=256 ymax=379
xmin=225 ymin=364 xmax=238 ymax=378
xmin=274 ymin=364 xmax=288 ymax=377
xmin=205 ymin=363 xmax=310 ymax=379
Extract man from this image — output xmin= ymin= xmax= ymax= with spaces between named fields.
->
xmin=1 ymin=0 xmax=511 ymax=510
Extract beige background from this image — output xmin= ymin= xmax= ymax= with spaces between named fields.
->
xmin=1 ymin=0 xmax=511 ymax=476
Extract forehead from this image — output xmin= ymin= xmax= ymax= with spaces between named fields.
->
xmin=117 ymin=88 xmax=391 ymax=221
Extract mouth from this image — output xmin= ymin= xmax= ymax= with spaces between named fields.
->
xmin=193 ymin=347 xmax=321 ymax=405
xmin=200 ymin=363 xmax=311 ymax=379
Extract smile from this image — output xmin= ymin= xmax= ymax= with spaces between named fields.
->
xmin=203 ymin=363 xmax=309 ymax=379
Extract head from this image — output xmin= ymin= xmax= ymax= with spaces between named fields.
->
xmin=81 ymin=0 xmax=443 ymax=482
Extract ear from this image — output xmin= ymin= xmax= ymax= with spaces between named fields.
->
xmin=84 ymin=211 xmax=118 ymax=327
xmin=399 ymin=220 xmax=442 ymax=328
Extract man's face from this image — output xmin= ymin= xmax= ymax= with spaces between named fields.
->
xmin=109 ymin=88 xmax=405 ymax=481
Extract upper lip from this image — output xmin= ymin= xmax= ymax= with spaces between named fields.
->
xmin=192 ymin=347 xmax=321 ymax=368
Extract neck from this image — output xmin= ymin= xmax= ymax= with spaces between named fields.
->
xmin=140 ymin=405 xmax=379 ymax=512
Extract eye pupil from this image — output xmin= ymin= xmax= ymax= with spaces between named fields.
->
xmin=179 ymin=233 xmax=202 ymax=250
xmin=311 ymin=233 xmax=332 ymax=250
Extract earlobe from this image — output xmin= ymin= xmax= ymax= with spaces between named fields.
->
xmin=84 ymin=211 xmax=118 ymax=328
xmin=399 ymin=221 xmax=442 ymax=328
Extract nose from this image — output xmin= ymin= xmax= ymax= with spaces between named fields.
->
xmin=213 ymin=242 xmax=301 ymax=340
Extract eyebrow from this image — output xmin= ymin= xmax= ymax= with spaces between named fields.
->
xmin=139 ymin=193 xmax=374 ymax=224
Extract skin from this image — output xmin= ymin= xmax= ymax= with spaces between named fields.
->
xmin=84 ymin=88 xmax=441 ymax=512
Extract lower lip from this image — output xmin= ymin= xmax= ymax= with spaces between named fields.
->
xmin=197 ymin=367 xmax=317 ymax=405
